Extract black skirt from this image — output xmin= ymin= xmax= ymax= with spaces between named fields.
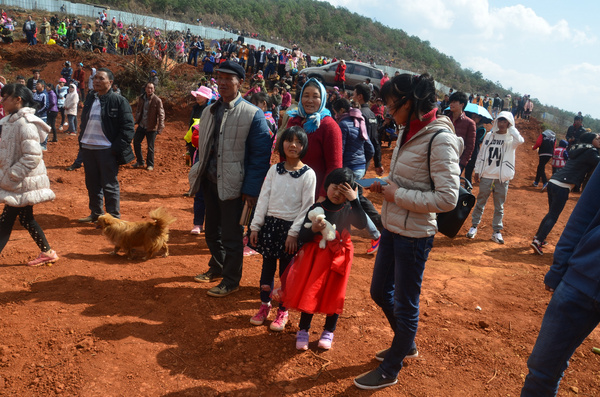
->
xmin=251 ymin=216 xmax=295 ymax=259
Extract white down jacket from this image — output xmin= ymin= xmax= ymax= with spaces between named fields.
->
xmin=382 ymin=115 xmax=463 ymax=238
xmin=0 ymin=107 xmax=55 ymax=207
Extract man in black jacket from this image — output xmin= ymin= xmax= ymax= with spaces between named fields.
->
xmin=77 ymin=68 xmax=135 ymax=222
xmin=565 ymin=115 xmax=586 ymax=146
xmin=22 ymin=15 xmax=37 ymax=45
xmin=354 ymin=83 xmax=383 ymax=175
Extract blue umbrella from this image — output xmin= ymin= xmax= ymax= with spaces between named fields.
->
xmin=464 ymin=103 xmax=493 ymax=122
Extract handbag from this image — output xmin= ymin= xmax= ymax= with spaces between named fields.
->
xmin=427 ymin=130 xmax=476 ymax=238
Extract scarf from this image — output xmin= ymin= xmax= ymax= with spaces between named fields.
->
xmin=286 ymin=78 xmax=330 ymax=133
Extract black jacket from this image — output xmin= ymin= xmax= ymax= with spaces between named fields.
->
xmin=551 ymin=144 xmax=600 ymax=186
xmin=79 ymin=90 xmax=135 ymax=165
xmin=359 ymin=104 xmax=381 ymax=168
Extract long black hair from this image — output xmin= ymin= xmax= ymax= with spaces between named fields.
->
xmin=1 ymin=83 xmax=39 ymax=110
xmin=380 ymin=73 xmax=436 ymax=134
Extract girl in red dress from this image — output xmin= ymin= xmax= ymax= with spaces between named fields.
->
xmin=280 ymin=168 xmax=367 ymax=350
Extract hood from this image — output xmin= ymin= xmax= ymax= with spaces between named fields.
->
xmin=1 ymin=107 xmax=51 ymax=142
xmin=491 ymin=111 xmax=515 ymax=132
xmin=568 ymin=143 xmax=597 ymax=160
xmin=542 ymin=129 xmax=556 ymax=140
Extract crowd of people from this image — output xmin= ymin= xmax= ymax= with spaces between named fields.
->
xmin=0 ymin=7 xmax=599 ymax=396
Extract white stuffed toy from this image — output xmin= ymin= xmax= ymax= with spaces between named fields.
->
xmin=304 ymin=207 xmax=336 ymax=249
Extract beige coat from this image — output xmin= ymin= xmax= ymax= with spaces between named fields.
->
xmin=382 ymin=115 xmax=463 ymax=238
xmin=0 ymin=108 xmax=55 ymax=207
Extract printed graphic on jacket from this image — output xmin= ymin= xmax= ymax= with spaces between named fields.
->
xmin=485 ymin=137 xmax=506 ymax=167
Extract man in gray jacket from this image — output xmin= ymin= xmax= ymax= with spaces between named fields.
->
xmin=189 ymin=61 xmax=272 ymax=297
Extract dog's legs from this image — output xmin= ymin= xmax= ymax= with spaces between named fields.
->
xmin=110 ymin=246 xmax=121 ymax=255
xmin=162 ymin=243 xmax=169 ymax=258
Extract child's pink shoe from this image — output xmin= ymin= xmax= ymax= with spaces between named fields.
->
xmin=27 ymin=250 xmax=59 ymax=267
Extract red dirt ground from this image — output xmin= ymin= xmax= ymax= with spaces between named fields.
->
xmin=0 ymin=41 xmax=599 ymax=397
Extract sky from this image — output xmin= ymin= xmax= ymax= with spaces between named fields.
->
xmin=324 ymin=0 xmax=600 ymax=120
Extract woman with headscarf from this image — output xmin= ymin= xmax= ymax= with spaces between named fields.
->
xmin=285 ymin=78 xmax=343 ymax=200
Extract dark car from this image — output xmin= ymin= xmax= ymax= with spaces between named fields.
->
xmin=299 ymin=61 xmax=384 ymax=94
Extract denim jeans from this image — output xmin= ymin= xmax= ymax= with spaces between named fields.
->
xmin=521 ymin=282 xmax=600 ymax=396
xmin=68 ymin=114 xmax=77 ymax=133
xmin=352 ymin=168 xmax=381 ymax=240
xmin=370 ymin=228 xmax=434 ymax=378
xmin=534 ymin=182 xmax=570 ymax=242
xmin=471 ymin=178 xmax=509 ymax=232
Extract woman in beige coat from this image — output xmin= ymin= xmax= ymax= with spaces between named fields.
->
xmin=0 ymin=84 xmax=58 ymax=266
xmin=354 ymin=73 xmax=462 ymax=390
xmin=63 ymin=83 xmax=79 ymax=135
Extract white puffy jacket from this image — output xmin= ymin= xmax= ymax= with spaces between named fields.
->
xmin=0 ymin=108 xmax=55 ymax=207
xmin=382 ymin=115 xmax=463 ymax=238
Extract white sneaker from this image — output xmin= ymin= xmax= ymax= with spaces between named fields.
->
xmin=63 ymin=122 xmax=69 ymax=126
xmin=491 ymin=232 xmax=504 ymax=244
xmin=466 ymin=227 xmax=477 ymax=239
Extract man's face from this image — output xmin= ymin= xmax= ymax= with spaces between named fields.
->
xmin=93 ymin=71 xmax=113 ymax=95
xmin=449 ymin=100 xmax=463 ymax=113
xmin=34 ymin=72 xmax=40 ymax=79
xmin=574 ymin=119 xmax=583 ymax=128
xmin=145 ymin=83 xmax=155 ymax=97
xmin=217 ymin=72 xmax=241 ymax=101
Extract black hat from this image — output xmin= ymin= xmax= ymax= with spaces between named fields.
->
xmin=216 ymin=61 xmax=245 ymax=80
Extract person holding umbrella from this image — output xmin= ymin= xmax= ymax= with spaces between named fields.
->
xmin=448 ymin=91 xmax=476 ymax=172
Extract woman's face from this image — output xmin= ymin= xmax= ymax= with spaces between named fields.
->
xmin=592 ymin=135 xmax=600 ymax=149
xmin=1 ymin=94 xmax=22 ymax=114
xmin=386 ymin=96 xmax=409 ymax=126
xmin=301 ymin=86 xmax=321 ymax=115
xmin=195 ymin=95 xmax=208 ymax=106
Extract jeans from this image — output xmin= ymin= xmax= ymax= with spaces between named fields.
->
xmin=133 ymin=126 xmax=158 ymax=167
xmin=264 ymin=63 xmax=276 ymax=78
xmin=193 ymin=186 xmax=206 ymax=226
xmin=47 ymin=110 xmax=58 ymax=140
xmin=259 ymin=256 xmax=292 ymax=308
xmin=535 ymin=156 xmax=551 ymax=185
xmin=534 ymin=183 xmax=570 ymax=242
xmin=521 ymin=282 xmax=600 ymax=396
xmin=188 ymin=50 xmax=199 ymax=66
xmin=471 ymin=178 xmax=509 ymax=232
xmin=370 ymin=228 xmax=434 ymax=378
xmin=351 ymin=168 xmax=382 ymax=239
xmin=81 ymin=148 xmax=120 ymax=218
xmin=201 ymin=179 xmax=244 ymax=289
xmin=68 ymin=114 xmax=77 ymax=133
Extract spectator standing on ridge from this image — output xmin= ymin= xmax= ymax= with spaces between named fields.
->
xmin=334 ymin=60 xmax=346 ymax=91
xmin=189 ymin=61 xmax=272 ymax=297
xmin=39 ymin=17 xmax=50 ymax=45
xmin=531 ymin=129 xmax=556 ymax=190
xmin=72 ymin=63 xmax=85 ymax=100
xmin=132 ymin=82 xmax=164 ymax=171
xmin=491 ymin=93 xmax=501 ymax=119
xmin=448 ymin=91 xmax=476 ymax=171
xmin=26 ymin=70 xmax=41 ymax=92
xmin=187 ymin=36 xmax=201 ymax=67
xmin=77 ymin=68 xmax=135 ymax=223
xmin=22 ymin=15 xmax=36 ymax=45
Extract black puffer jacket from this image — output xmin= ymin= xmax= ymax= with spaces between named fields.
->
xmin=551 ymin=143 xmax=600 ymax=186
xmin=79 ymin=90 xmax=135 ymax=165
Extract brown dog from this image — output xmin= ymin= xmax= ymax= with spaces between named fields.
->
xmin=97 ymin=208 xmax=176 ymax=260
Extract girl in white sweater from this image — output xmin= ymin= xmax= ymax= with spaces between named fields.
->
xmin=0 ymin=84 xmax=58 ymax=266
xmin=248 ymin=126 xmax=316 ymax=332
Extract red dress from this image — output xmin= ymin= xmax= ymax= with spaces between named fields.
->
xmin=280 ymin=229 xmax=353 ymax=315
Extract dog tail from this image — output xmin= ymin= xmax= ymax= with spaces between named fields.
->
xmin=149 ymin=207 xmax=176 ymax=229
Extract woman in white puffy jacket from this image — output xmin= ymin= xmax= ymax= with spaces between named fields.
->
xmin=0 ymin=83 xmax=58 ymax=267
xmin=354 ymin=73 xmax=462 ymax=390
xmin=63 ymin=83 xmax=79 ymax=134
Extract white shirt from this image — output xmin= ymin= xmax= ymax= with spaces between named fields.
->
xmin=250 ymin=163 xmax=316 ymax=237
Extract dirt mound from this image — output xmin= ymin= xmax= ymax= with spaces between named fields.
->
xmin=0 ymin=41 xmax=599 ymax=396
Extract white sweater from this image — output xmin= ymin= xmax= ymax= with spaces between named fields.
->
xmin=250 ymin=163 xmax=316 ymax=237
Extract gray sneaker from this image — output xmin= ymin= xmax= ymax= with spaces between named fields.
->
xmin=466 ymin=226 xmax=477 ymax=239
xmin=491 ymin=232 xmax=504 ymax=244
xmin=206 ymin=284 xmax=239 ymax=297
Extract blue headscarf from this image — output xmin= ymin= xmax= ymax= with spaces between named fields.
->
xmin=287 ymin=78 xmax=331 ymax=133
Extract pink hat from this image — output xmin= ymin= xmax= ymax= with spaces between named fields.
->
xmin=59 ymin=78 xmax=67 ymax=83
xmin=191 ymin=86 xmax=213 ymax=100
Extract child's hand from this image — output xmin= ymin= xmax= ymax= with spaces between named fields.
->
xmin=285 ymin=235 xmax=298 ymax=254
xmin=339 ymin=182 xmax=357 ymax=201
xmin=249 ymin=230 xmax=259 ymax=247
xmin=311 ymin=219 xmax=326 ymax=233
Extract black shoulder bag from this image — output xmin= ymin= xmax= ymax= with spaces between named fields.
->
xmin=427 ymin=130 xmax=476 ymax=238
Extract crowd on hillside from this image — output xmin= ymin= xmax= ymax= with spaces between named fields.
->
xmin=0 ymin=6 xmax=599 ymax=397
